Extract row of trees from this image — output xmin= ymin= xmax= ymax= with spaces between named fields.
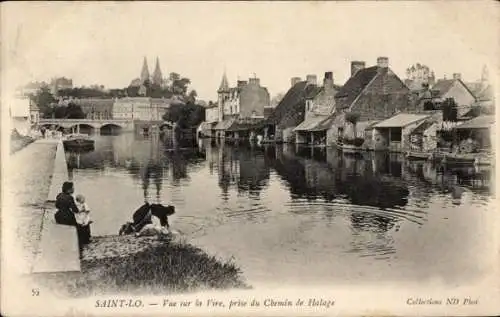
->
xmin=55 ymin=72 xmax=197 ymax=101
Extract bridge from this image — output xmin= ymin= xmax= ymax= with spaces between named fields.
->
xmin=39 ymin=118 xmax=174 ymax=134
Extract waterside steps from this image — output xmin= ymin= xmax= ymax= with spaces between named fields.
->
xmin=31 ymin=209 xmax=81 ymax=274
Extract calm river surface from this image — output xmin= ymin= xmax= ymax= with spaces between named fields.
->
xmin=66 ymin=133 xmax=496 ymax=288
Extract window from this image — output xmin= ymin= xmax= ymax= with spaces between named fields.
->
xmin=390 ymin=128 xmax=402 ymax=142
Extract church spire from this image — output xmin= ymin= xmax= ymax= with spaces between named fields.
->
xmin=140 ymin=56 xmax=150 ymax=84
xmin=218 ymin=70 xmax=229 ymax=93
xmin=152 ymin=57 xmax=163 ymax=86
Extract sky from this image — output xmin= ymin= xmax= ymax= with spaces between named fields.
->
xmin=2 ymin=1 xmax=498 ymax=101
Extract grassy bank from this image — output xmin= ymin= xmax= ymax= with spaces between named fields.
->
xmin=36 ymin=235 xmax=250 ymax=297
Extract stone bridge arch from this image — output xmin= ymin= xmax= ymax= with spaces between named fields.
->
xmin=100 ymin=123 xmax=123 ymax=135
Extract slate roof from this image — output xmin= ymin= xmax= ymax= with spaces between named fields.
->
xmin=454 ymin=116 xmax=494 ymax=129
xmin=310 ymin=115 xmax=337 ymax=132
xmin=214 ymin=116 xmax=237 ymax=130
xmin=334 ymin=66 xmax=380 ymax=110
xmin=373 ymin=113 xmax=430 ymax=128
xmin=431 ymin=79 xmax=476 ymax=99
xmin=293 ymin=114 xmax=328 ymax=132
xmin=411 ymin=120 xmax=435 ymax=135
xmin=266 ymin=81 xmax=309 ymax=125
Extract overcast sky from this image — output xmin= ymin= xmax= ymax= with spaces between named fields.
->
xmin=2 ymin=1 xmax=498 ymax=101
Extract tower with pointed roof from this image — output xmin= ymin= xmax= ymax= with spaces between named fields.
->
xmin=140 ymin=56 xmax=150 ymax=84
xmin=152 ymin=57 xmax=163 ymax=86
xmin=217 ymin=71 xmax=230 ymax=122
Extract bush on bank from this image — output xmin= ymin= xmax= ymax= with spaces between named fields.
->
xmin=36 ymin=235 xmax=249 ymax=297
xmin=10 ymin=133 xmax=35 ymax=153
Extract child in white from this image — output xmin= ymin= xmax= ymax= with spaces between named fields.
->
xmin=75 ymin=194 xmax=92 ymax=226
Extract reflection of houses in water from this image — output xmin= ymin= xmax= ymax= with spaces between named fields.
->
xmin=138 ymin=132 xmax=165 ymax=202
xmin=203 ymin=140 xmax=219 ymax=174
xmin=215 ymin=143 xmax=270 ymax=197
xmin=270 ymin=146 xmax=410 ymax=209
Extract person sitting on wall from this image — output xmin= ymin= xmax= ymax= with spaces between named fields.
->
xmin=55 ymin=181 xmax=92 ymax=250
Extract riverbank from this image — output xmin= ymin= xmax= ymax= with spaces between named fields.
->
xmin=34 ymin=234 xmax=249 ymax=297
xmin=3 ymin=140 xmax=58 ymax=274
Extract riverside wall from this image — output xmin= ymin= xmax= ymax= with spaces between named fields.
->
xmin=47 ymin=140 xmax=69 ymax=202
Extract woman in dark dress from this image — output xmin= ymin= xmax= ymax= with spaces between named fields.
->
xmin=55 ymin=181 xmax=91 ymax=248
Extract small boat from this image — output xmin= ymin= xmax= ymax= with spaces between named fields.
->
xmin=442 ymin=152 xmax=492 ymax=166
xmin=405 ymin=151 xmax=430 ymax=161
xmin=63 ymin=133 xmax=95 ymax=151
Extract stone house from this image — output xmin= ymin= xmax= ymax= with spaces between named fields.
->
xmin=326 ymin=57 xmax=413 ymax=146
xmin=214 ymin=73 xmax=270 ymax=138
xmin=294 ymin=72 xmax=342 ymax=145
xmin=426 ymin=73 xmax=477 ymax=117
xmin=198 ymin=103 xmax=219 ymax=137
xmin=265 ymin=76 xmax=320 ymax=143
xmin=370 ymin=113 xmax=433 ymax=152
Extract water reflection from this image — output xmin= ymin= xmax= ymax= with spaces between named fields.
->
xmin=66 ymin=134 xmax=494 ymax=284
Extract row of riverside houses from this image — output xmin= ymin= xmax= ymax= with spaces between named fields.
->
xmin=200 ymin=56 xmax=494 ymax=158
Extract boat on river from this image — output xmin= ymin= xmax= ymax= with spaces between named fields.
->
xmin=442 ymin=152 xmax=493 ymax=166
xmin=405 ymin=151 xmax=430 ymax=161
xmin=63 ymin=133 xmax=95 ymax=151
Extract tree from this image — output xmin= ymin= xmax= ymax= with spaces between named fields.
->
xmin=162 ymin=102 xmax=205 ymax=129
xmin=31 ymin=87 xmax=57 ymax=118
xmin=66 ymin=102 xmax=85 ymax=119
xmin=53 ymin=105 xmax=67 ymax=118
xmin=345 ymin=112 xmax=361 ymax=139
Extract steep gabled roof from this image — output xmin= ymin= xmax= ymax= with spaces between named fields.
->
xmin=334 ymin=66 xmax=379 ymax=109
xmin=266 ymin=81 xmax=309 ymax=124
xmin=431 ymin=79 xmax=476 ymax=99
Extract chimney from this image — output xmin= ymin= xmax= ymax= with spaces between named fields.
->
xmin=351 ymin=61 xmax=365 ymax=77
xmin=323 ymin=72 xmax=334 ymax=89
xmin=306 ymin=74 xmax=317 ymax=86
xmin=377 ymin=56 xmax=389 ymax=68
xmin=291 ymin=77 xmax=302 ymax=87
xmin=453 ymin=73 xmax=461 ymax=80
xmin=249 ymin=77 xmax=260 ymax=86
xmin=237 ymin=80 xmax=247 ymax=88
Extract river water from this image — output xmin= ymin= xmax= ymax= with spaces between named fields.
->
xmin=65 ymin=133 xmax=496 ymax=288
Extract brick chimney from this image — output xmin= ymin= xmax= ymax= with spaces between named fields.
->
xmin=453 ymin=73 xmax=462 ymax=80
xmin=323 ymin=72 xmax=334 ymax=90
xmin=351 ymin=61 xmax=365 ymax=77
xmin=306 ymin=74 xmax=317 ymax=86
xmin=248 ymin=77 xmax=260 ymax=86
xmin=377 ymin=56 xmax=389 ymax=68
xmin=291 ymin=77 xmax=302 ymax=87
